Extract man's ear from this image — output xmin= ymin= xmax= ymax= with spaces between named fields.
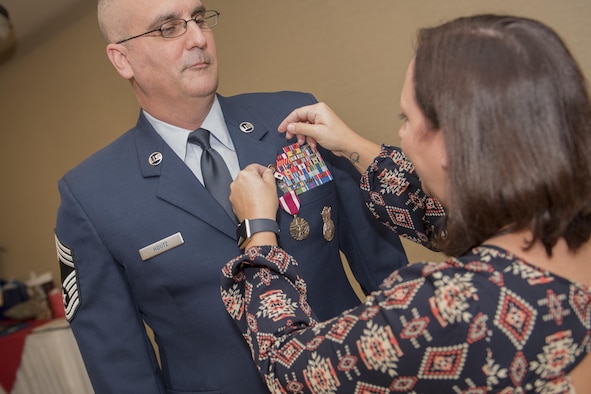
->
xmin=106 ymin=43 xmax=134 ymax=80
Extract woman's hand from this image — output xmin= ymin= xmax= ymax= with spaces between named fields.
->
xmin=278 ymin=102 xmax=382 ymax=172
xmin=230 ymin=164 xmax=279 ymax=223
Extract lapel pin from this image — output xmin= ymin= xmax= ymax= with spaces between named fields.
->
xmin=239 ymin=121 xmax=254 ymax=133
xmin=148 ymin=152 xmax=163 ymax=166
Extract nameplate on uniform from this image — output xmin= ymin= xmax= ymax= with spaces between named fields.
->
xmin=139 ymin=232 xmax=184 ymax=261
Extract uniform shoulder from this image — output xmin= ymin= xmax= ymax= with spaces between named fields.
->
xmin=221 ymin=91 xmax=316 ymax=107
xmin=61 ymin=128 xmax=137 ymax=183
xmin=219 ymin=91 xmax=317 ymax=129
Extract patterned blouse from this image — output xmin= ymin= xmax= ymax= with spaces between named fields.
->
xmin=221 ymin=146 xmax=591 ymax=393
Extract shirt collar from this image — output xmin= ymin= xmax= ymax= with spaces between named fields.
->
xmin=143 ymin=96 xmax=234 ymax=161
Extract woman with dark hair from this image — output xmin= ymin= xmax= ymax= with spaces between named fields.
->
xmin=221 ymin=14 xmax=591 ymax=392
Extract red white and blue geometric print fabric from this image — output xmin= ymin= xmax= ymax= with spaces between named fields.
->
xmin=221 ymin=146 xmax=590 ymax=393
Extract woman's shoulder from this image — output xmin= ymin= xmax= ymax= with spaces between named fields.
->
xmin=383 ymin=245 xmax=588 ymax=298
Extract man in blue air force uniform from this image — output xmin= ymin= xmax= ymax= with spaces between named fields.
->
xmin=54 ymin=1 xmax=407 ymax=392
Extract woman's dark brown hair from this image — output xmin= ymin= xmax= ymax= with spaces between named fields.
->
xmin=413 ymin=14 xmax=591 ymax=256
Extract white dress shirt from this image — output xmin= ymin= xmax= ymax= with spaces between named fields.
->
xmin=143 ymin=97 xmax=240 ymax=184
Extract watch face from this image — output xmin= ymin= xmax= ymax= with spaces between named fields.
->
xmin=238 ymin=235 xmax=246 ymax=246
xmin=236 ymin=218 xmax=278 ymax=249
xmin=236 ymin=220 xmax=249 ymax=248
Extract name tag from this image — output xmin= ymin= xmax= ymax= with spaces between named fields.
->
xmin=139 ymin=232 xmax=184 ymax=261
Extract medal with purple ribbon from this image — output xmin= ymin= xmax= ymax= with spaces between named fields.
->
xmin=279 ymin=190 xmax=310 ymax=241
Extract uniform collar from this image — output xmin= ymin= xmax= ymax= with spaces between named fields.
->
xmin=142 ymin=96 xmax=234 ymax=162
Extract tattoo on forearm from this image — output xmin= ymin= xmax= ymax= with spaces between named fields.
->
xmin=350 ymin=152 xmax=360 ymax=165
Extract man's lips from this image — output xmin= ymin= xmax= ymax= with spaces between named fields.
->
xmin=185 ymin=54 xmax=211 ymax=70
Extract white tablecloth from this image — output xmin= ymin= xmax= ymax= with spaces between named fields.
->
xmin=7 ymin=319 xmax=93 ymax=394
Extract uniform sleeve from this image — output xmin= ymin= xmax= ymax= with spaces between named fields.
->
xmin=323 ymin=149 xmax=409 ymax=295
xmin=55 ymin=179 xmax=164 ymax=394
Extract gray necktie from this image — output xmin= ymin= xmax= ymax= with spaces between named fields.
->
xmin=188 ymin=128 xmax=236 ymax=222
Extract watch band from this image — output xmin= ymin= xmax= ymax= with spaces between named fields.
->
xmin=237 ymin=218 xmax=279 ymax=249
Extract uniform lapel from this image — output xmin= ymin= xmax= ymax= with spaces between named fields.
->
xmin=218 ymin=95 xmax=280 ymax=169
xmin=134 ymin=112 xmax=237 ymax=239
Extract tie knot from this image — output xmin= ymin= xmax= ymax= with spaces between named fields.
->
xmin=188 ymin=128 xmax=211 ymax=149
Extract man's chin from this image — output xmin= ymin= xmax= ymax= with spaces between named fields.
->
xmin=187 ymin=74 xmax=218 ymax=96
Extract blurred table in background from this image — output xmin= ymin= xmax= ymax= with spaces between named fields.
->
xmin=0 ymin=318 xmax=93 ymax=394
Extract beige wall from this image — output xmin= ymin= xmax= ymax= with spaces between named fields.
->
xmin=0 ymin=1 xmax=590 ymax=284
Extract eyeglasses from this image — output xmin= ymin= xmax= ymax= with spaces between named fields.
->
xmin=116 ymin=10 xmax=220 ymax=44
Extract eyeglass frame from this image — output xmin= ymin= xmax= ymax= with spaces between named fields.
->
xmin=115 ymin=10 xmax=220 ymax=44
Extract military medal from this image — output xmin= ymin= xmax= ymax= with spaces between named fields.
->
xmin=321 ymin=206 xmax=335 ymax=241
xmin=273 ymin=143 xmax=335 ymax=242
xmin=290 ymin=216 xmax=310 ymax=241
xmin=279 ymin=190 xmax=310 ymax=241
xmin=275 ymin=143 xmax=333 ymax=195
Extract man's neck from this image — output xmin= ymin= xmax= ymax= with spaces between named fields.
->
xmin=140 ymin=95 xmax=216 ymax=130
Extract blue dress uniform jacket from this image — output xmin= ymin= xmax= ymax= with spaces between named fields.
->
xmin=54 ymin=91 xmax=407 ymax=393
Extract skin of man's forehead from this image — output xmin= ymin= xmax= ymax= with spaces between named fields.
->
xmin=126 ymin=0 xmax=206 ymax=25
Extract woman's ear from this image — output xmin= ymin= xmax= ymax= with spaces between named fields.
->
xmin=441 ymin=149 xmax=448 ymax=170
xmin=435 ymin=128 xmax=448 ymax=170
xmin=106 ymin=43 xmax=134 ymax=80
